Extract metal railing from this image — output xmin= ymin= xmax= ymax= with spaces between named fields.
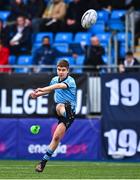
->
xmin=113 ymin=7 xmax=135 ymax=67
xmin=125 ymin=7 xmax=135 ymax=52
xmin=0 ymin=64 xmax=140 ymax=74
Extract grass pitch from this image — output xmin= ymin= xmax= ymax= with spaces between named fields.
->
xmin=0 ymin=160 xmax=140 ymax=179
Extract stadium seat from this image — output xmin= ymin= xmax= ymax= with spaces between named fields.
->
xmin=73 ymin=55 xmax=85 ymax=73
xmin=108 ymin=20 xmax=125 ymax=31
xmin=97 ymin=10 xmax=110 ymax=23
xmin=88 ymin=22 xmax=105 ymax=34
xmin=0 ymin=11 xmax=10 ymax=21
xmin=117 ymin=32 xmax=125 ymax=42
xmin=34 ymin=32 xmax=53 ymax=44
xmin=116 ymin=32 xmax=131 ymax=58
xmin=9 ymin=55 xmax=16 ymax=65
xmin=74 ymin=32 xmax=91 ymax=46
xmin=31 ymin=43 xmax=42 ymax=53
xmin=15 ymin=55 xmax=33 ymax=73
xmin=96 ymin=33 xmax=111 ymax=44
xmin=91 ymin=33 xmax=111 ymax=54
xmin=111 ymin=10 xmax=126 ymax=19
xmin=119 ymin=43 xmax=126 ymax=58
xmin=53 ymin=43 xmax=69 ymax=53
xmin=54 ymin=32 xmax=73 ymax=43
xmin=102 ymin=55 xmax=108 ymax=64
xmin=117 ymin=32 xmax=131 ymax=44
xmin=69 ymin=43 xmax=84 ymax=55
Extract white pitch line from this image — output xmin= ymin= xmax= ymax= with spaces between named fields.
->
xmin=0 ymin=163 xmax=140 ymax=169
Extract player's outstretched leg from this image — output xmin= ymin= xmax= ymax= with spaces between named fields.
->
xmin=35 ymin=123 xmax=66 ymax=173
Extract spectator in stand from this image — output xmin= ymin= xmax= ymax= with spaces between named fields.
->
xmin=32 ymin=36 xmax=62 ymax=72
xmin=6 ymin=15 xmax=32 ymax=56
xmin=0 ymin=19 xmax=8 ymax=47
xmin=0 ymin=39 xmax=11 ymax=73
xmin=32 ymin=0 xmax=67 ymax=33
xmin=26 ymin=0 xmax=46 ymax=21
xmin=64 ymin=0 xmax=87 ymax=33
xmin=84 ymin=36 xmax=105 ymax=72
xmin=7 ymin=0 xmax=28 ymax=23
xmin=119 ymin=51 xmax=140 ymax=73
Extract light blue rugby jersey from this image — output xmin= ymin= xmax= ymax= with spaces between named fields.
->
xmin=50 ymin=75 xmax=77 ymax=112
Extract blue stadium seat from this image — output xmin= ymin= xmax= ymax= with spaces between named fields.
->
xmin=55 ymin=32 xmax=73 ymax=43
xmin=97 ymin=10 xmax=110 ymax=23
xmin=119 ymin=43 xmax=126 ymax=58
xmin=117 ymin=32 xmax=126 ymax=42
xmin=108 ymin=20 xmax=125 ymax=31
xmin=97 ymin=10 xmax=105 ymax=21
xmin=0 ymin=11 xmax=10 ymax=21
xmin=96 ymin=33 xmax=111 ymax=44
xmin=74 ymin=32 xmax=91 ymax=46
xmin=69 ymin=43 xmax=84 ymax=55
xmin=88 ymin=22 xmax=105 ymax=34
xmin=32 ymin=43 xmax=42 ymax=53
xmin=15 ymin=55 xmax=33 ymax=73
xmin=111 ymin=10 xmax=126 ymax=19
xmin=117 ymin=32 xmax=131 ymax=44
xmin=34 ymin=32 xmax=53 ymax=44
xmin=53 ymin=43 xmax=69 ymax=53
xmin=9 ymin=55 xmax=16 ymax=65
xmin=102 ymin=55 xmax=108 ymax=64
xmin=73 ymin=55 xmax=85 ymax=73
xmin=116 ymin=33 xmax=131 ymax=58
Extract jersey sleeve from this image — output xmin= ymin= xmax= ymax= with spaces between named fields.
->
xmin=63 ymin=77 xmax=76 ymax=88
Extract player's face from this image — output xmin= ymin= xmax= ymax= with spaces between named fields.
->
xmin=57 ymin=66 xmax=69 ymax=80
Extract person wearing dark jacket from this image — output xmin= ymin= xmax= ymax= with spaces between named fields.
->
xmin=119 ymin=51 xmax=140 ymax=73
xmin=0 ymin=19 xmax=8 ymax=47
xmin=32 ymin=36 xmax=64 ymax=72
xmin=7 ymin=0 xmax=28 ymax=22
xmin=84 ymin=36 xmax=105 ymax=72
xmin=26 ymin=0 xmax=46 ymax=20
xmin=7 ymin=15 xmax=32 ymax=55
xmin=65 ymin=0 xmax=87 ymax=33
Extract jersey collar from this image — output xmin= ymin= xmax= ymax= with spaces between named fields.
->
xmin=58 ymin=75 xmax=68 ymax=83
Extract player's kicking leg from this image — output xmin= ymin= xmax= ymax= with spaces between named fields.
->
xmin=35 ymin=123 xmax=66 ymax=172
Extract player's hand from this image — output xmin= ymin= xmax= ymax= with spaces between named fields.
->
xmin=35 ymin=88 xmax=44 ymax=93
xmin=30 ymin=91 xmax=37 ymax=99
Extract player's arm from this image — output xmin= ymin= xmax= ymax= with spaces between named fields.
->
xmin=30 ymin=83 xmax=67 ymax=99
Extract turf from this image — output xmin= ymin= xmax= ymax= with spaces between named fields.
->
xmin=0 ymin=160 xmax=140 ymax=179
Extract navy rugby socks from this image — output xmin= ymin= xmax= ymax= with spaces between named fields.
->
xmin=42 ymin=148 xmax=54 ymax=162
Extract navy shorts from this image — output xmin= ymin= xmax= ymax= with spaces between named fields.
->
xmin=56 ymin=102 xmax=75 ymax=130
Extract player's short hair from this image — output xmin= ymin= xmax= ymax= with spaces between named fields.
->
xmin=57 ymin=59 xmax=69 ymax=69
